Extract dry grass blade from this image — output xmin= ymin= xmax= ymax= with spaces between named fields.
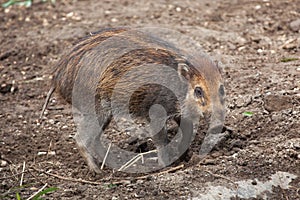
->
xmin=118 ymin=149 xmax=157 ymax=172
xmin=20 ymin=161 xmax=26 ymax=186
xmin=101 ymin=142 xmax=112 ymax=170
xmin=32 ymin=167 xmax=103 ymax=185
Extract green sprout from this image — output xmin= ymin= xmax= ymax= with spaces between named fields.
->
xmin=280 ymin=57 xmax=299 ymax=63
xmin=31 ymin=187 xmax=58 ymax=200
xmin=16 ymin=192 xmax=21 ymax=200
xmin=2 ymin=0 xmax=55 ymax=8
xmin=5 ymin=186 xmax=58 ymax=200
xmin=243 ymin=111 xmax=253 ymax=117
xmin=106 ymin=183 xmax=118 ymax=189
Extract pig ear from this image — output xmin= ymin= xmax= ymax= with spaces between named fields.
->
xmin=178 ymin=63 xmax=190 ymax=81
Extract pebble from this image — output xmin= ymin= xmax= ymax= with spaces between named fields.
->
xmin=235 ymin=95 xmax=252 ymax=108
xmin=257 ymin=49 xmax=263 ymax=53
xmin=255 ymin=5 xmax=261 ymax=10
xmin=202 ymin=158 xmax=216 ymax=165
xmin=48 ymin=151 xmax=56 ymax=156
xmin=290 ymin=18 xmax=300 ymax=31
xmin=104 ymin=10 xmax=111 ymax=15
xmin=111 ymin=18 xmax=118 ymax=23
xmin=37 ymin=151 xmax=47 ymax=156
xmin=62 ymin=125 xmax=68 ymax=129
xmin=66 ymin=12 xmax=74 ymax=18
xmin=0 ymin=160 xmax=8 ymax=167
xmin=293 ymin=141 xmax=300 ymax=149
xmin=176 ymin=7 xmax=182 ymax=12
xmin=137 ymin=180 xmax=144 ymax=184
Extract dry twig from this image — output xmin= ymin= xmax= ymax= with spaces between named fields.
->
xmin=32 ymin=167 xmax=104 ymax=185
xmin=118 ymin=150 xmax=157 ymax=171
xmin=20 ymin=161 xmax=26 ymax=186
xmin=32 ymin=162 xmax=185 ymax=186
xmin=101 ymin=143 xmax=112 ymax=170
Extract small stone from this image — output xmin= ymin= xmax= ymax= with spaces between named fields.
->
xmin=30 ymin=187 xmax=39 ymax=191
xmin=137 ymin=180 xmax=144 ymax=184
xmin=201 ymin=158 xmax=216 ymax=165
xmin=66 ymin=12 xmax=74 ymax=18
xmin=62 ymin=125 xmax=68 ymax=129
xmin=168 ymin=4 xmax=174 ymax=9
xmin=235 ymin=95 xmax=252 ymax=108
xmin=0 ymin=160 xmax=8 ymax=167
xmin=176 ymin=7 xmax=182 ymax=12
xmin=264 ymin=95 xmax=293 ymax=112
xmin=104 ymin=10 xmax=111 ymax=15
xmin=48 ymin=151 xmax=56 ymax=156
xmin=37 ymin=152 xmax=47 ymax=156
xmin=238 ymin=46 xmax=246 ymax=51
xmin=257 ymin=49 xmax=263 ymax=53
xmin=228 ymin=42 xmax=236 ymax=50
xmin=271 ymin=113 xmax=281 ymax=122
xmin=290 ymin=19 xmax=300 ymax=32
xmin=111 ymin=18 xmax=118 ymax=22
xmin=42 ymin=18 xmax=49 ymax=26
xmin=294 ymin=141 xmax=300 ymax=149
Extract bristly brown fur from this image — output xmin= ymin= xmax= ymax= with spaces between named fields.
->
xmin=42 ymin=27 xmax=225 ymax=172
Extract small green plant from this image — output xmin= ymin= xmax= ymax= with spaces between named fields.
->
xmin=8 ymin=186 xmax=58 ymax=200
xmin=106 ymin=183 xmax=117 ymax=189
xmin=16 ymin=192 xmax=21 ymax=200
xmin=243 ymin=111 xmax=253 ymax=117
xmin=31 ymin=187 xmax=58 ymax=200
xmin=280 ymin=57 xmax=299 ymax=62
xmin=2 ymin=0 xmax=55 ymax=8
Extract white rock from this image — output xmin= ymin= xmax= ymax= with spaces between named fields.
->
xmin=111 ymin=18 xmax=118 ymax=22
xmin=37 ymin=152 xmax=47 ymax=156
xmin=0 ymin=160 xmax=8 ymax=167
xmin=255 ymin=5 xmax=261 ymax=10
xmin=176 ymin=7 xmax=182 ymax=12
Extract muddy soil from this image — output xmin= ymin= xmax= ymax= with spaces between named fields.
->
xmin=0 ymin=0 xmax=299 ymax=199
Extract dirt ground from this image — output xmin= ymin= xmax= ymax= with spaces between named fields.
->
xmin=0 ymin=0 xmax=300 ymax=199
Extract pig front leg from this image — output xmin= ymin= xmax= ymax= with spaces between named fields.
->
xmin=74 ymin=113 xmax=112 ymax=173
xmin=155 ymin=117 xmax=194 ymax=167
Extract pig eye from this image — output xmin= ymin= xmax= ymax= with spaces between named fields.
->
xmin=219 ymin=85 xmax=225 ymax=96
xmin=194 ymin=87 xmax=204 ymax=98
